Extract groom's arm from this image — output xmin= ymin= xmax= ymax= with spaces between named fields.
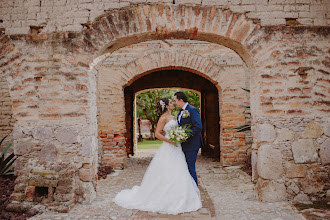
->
xmin=189 ymin=107 xmax=202 ymax=137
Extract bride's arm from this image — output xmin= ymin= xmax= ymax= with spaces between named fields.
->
xmin=155 ymin=118 xmax=173 ymax=144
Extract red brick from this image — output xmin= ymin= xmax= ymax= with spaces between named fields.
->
xmin=26 ymin=186 xmax=35 ymax=202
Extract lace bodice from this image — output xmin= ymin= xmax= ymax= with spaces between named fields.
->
xmin=164 ymin=120 xmax=178 ymax=138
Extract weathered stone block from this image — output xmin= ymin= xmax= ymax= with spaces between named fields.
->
xmin=257 ymin=144 xmax=283 ymax=180
xmin=277 ymin=128 xmax=294 ymax=142
xmin=80 ymin=182 xmax=96 ymax=204
xmin=257 ymin=178 xmax=287 ymax=202
xmin=27 ymin=205 xmax=47 ymax=216
xmin=58 ymin=178 xmax=74 ymax=186
xmin=29 ymin=178 xmax=58 ymax=187
xmin=54 ymin=193 xmax=74 ymax=203
xmin=324 ymin=122 xmax=330 ymax=137
xmin=26 ymin=186 xmax=36 ymax=202
xmin=10 ymin=193 xmax=26 ymax=202
xmin=299 ymin=176 xmax=324 ymax=194
xmin=6 ymin=202 xmax=32 ymax=213
xmin=285 ymin=162 xmax=307 ymax=178
xmin=39 ymin=144 xmax=57 ymax=162
xmin=32 ymin=127 xmax=52 ymax=139
xmin=256 ymin=124 xmax=276 ymax=143
xmin=55 ymin=127 xmax=77 ymax=144
xmin=82 ymin=163 xmax=91 ymax=169
xmin=55 ymin=186 xmax=73 ymax=194
xmin=13 ymin=126 xmax=23 ymax=139
xmin=292 ymin=139 xmax=318 ymax=164
xmin=31 ymin=170 xmax=56 ymax=176
xmin=82 ymin=137 xmax=92 ymax=156
xmin=14 ymin=183 xmax=27 ymax=193
xmin=251 ymin=150 xmax=258 ymax=181
xmin=202 ymin=0 xmax=228 ymax=5
xmin=303 ymin=121 xmax=322 ymax=139
xmin=320 ymin=139 xmax=330 ymax=165
xmin=78 ymin=168 xmax=93 ymax=182
xmin=286 ymin=180 xmax=300 ymax=195
xmin=14 ymin=141 xmax=32 ymax=156
xmin=293 ymin=193 xmax=312 ymax=204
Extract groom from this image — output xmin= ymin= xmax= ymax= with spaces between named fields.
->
xmin=174 ymin=91 xmax=203 ymax=186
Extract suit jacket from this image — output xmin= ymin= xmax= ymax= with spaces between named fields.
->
xmin=177 ymin=104 xmax=203 ymax=152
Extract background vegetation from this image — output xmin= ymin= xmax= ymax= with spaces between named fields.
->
xmin=136 ymin=89 xmax=200 ymax=140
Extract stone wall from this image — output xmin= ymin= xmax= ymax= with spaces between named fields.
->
xmin=0 ymin=31 xmax=99 ymax=211
xmin=0 ymin=2 xmax=328 ymax=212
xmin=0 ymin=73 xmax=15 ymax=149
xmin=250 ymin=27 xmax=330 ymax=202
xmin=0 ymin=0 xmax=328 ymax=35
xmin=255 ymin=117 xmax=330 ymax=203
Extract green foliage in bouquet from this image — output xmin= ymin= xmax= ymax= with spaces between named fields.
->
xmin=0 ymin=135 xmax=16 ymax=176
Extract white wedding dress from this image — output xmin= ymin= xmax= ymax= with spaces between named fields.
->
xmin=113 ymin=120 xmax=202 ymax=214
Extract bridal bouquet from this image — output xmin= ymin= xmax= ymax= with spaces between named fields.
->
xmin=168 ymin=125 xmax=192 ymax=146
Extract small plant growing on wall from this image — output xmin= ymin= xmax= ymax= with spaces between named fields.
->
xmin=227 ymin=88 xmax=251 ymax=132
xmin=0 ymin=135 xmax=16 ymax=176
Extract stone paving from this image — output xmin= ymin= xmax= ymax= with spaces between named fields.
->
xmin=30 ymin=149 xmax=306 ymax=220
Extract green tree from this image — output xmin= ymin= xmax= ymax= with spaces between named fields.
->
xmin=185 ymin=90 xmax=200 ymax=111
xmin=136 ymin=89 xmax=171 ymax=140
xmin=136 ymin=89 xmax=200 ymax=140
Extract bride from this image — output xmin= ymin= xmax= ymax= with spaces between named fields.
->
xmin=113 ymin=98 xmax=202 ymax=214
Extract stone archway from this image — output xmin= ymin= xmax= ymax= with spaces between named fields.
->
xmin=4 ymin=3 xmax=329 ymax=211
xmin=96 ymin=49 xmax=250 ymax=169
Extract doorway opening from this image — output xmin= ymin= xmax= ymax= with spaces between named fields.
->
xmin=124 ymin=69 xmax=220 ymax=160
xmin=134 ymin=88 xmax=201 ymax=155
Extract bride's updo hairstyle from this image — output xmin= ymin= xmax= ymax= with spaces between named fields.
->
xmin=157 ymin=98 xmax=170 ymax=116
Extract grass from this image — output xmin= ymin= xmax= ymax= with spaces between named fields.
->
xmin=137 ymin=139 xmax=162 ymax=149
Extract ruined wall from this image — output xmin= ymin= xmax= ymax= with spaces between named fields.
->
xmin=96 ymin=40 xmax=251 ymax=167
xmin=0 ymin=32 xmax=99 ymax=212
xmin=0 ymin=0 xmax=328 ymax=35
xmin=0 ymin=2 xmax=328 ymax=212
xmin=251 ymin=27 xmax=330 ymax=202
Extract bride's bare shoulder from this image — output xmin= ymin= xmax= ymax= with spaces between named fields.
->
xmin=158 ymin=115 xmax=167 ymax=123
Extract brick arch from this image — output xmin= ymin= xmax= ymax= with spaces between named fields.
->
xmin=71 ymin=4 xmax=266 ymax=70
xmin=70 ymin=3 xmax=261 ymax=206
xmin=112 ymin=49 xmax=239 ymax=88
xmin=74 ymin=3 xmax=263 ymax=136
xmin=97 ymin=49 xmax=249 ymax=167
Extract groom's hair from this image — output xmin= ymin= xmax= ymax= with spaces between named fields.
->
xmin=174 ymin=91 xmax=188 ymax=102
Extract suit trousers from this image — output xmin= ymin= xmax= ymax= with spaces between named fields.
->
xmin=183 ymin=150 xmax=199 ymax=186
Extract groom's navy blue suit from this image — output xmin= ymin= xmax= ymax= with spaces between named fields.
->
xmin=177 ymin=103 xmax=203 ymax=186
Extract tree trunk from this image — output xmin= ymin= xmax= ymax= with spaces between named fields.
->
xmin=137 ymin=118 xmax=143 ymax=142
xmin=150 ymin=124 xmax=156 ymax=140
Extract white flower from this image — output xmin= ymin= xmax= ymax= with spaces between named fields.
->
xmin=182 ymin=110 xmax=190 ymax=118
xmin=168 ymin=124 xmax=192 ymax=147
xmin=159 ymin=100 xmax=165 ymax=110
